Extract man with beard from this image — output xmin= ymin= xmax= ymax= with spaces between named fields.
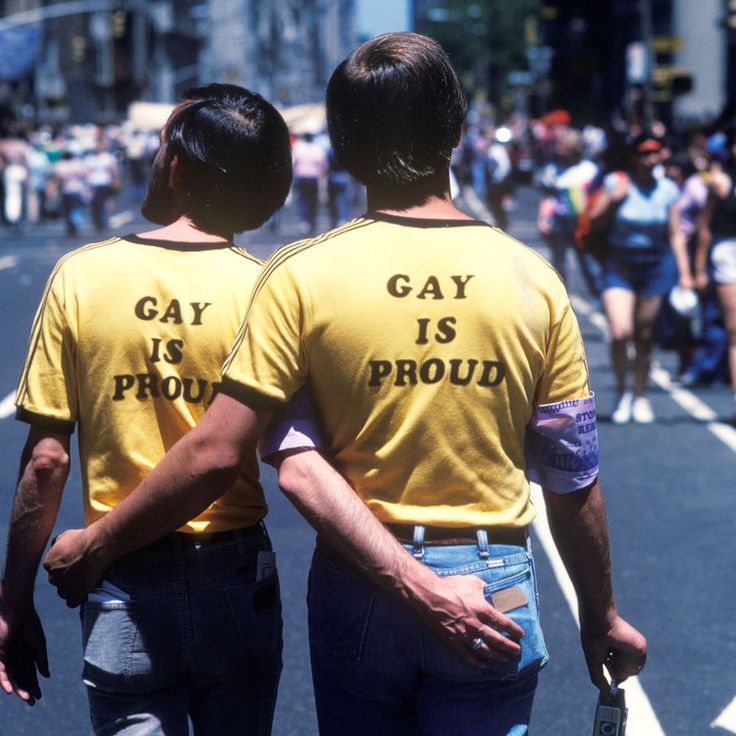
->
xmin=0 ymin=84 xmax=293 ymax=735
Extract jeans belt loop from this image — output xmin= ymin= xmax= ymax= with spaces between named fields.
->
xmin=412 ymin=525 xmax=425 ymax=560
xmin=476 ymin=529 xmax=490 ymax=560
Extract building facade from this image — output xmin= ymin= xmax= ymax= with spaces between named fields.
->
xmin=0 ymin=0 xmax=356 ymax=130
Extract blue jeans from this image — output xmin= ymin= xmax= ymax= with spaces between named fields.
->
xmin=80 ymin=525 xmax=282 ymax=735
xmin=307 ymin=531 xmax=548 ymax=736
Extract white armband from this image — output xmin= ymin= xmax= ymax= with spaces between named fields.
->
xmin=525 ymin=393 xmax=599 ymax=493
xmin=258 ymin=386 xmax=324 ymax=467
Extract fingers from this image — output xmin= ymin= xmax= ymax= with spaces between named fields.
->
xmin=31 ymin=635 xmax=50 ymax=680
xmin=606 ymin=648 xmax=647 ymax=683
xmin=586 ymin=660 xmax=609 ymax=694
xmin=0 ymin=658 xmax=41 ymax=705
xmin=477 ymin=604 xmax=524 ymax=641
xmin=0 ymin=664 xmax=13 ymax=696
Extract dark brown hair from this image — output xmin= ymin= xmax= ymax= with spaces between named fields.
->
xmin=326 ymin=33 xmax=467 ymax=188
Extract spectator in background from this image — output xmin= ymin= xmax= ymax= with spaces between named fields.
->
xmin=84 ymin=135 xmax=120 ymax=232
xmin=292 ymin=131 xmax=328 ymax=235
xmin=25 ymin=140 xmax=50 ymax=226
xmin=485 ymin=128 xmax=512 ymax=229
xmin=698 ymin=130 xmax=736 ymax=424
xmin=327 ymin=145 xmax=352 ymax=228
xmin=3 ymin=153 xmax=27 ymax=232
xmin=537 ymin=128 xmax=601 ymax=295
xmin=55 ymin=151 xmax=88 ymax=236
xmin=590 ymin=133 xmax=691 ymax=424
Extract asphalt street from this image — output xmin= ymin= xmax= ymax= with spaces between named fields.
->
xmin=0 ymin=182 xmax=734 ymax=735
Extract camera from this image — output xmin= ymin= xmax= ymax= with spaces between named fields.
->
xmin=592 ymin=680 xmax=627 ymax=736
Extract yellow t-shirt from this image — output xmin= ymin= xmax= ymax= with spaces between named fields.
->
xmin=15 ymin=235 xmax=267 ymax=532
xmin=222 ymin=214 xmax=591 ymax=528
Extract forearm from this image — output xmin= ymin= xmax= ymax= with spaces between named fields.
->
xmin=2 ymin=433 xmax=70 ymax=607
xmin=693 ymin=228 xmax=711 ymax=278
xmin=278 ymin=452 xmax=444 ymax=607
xmin=87 ymin=426 xmax=241 ymax=562
xmin=83 ymin=394 xmax=268 ymax=564
xmin=543 ymin=481 xmax=616 ymax=633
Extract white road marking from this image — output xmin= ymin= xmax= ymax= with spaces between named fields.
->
xmin=530 ymin=484 xmax=665 ymax=736
xmin=712 ymin=694 xmax=736 ymax=733
xmin=109 ymin=209 xmax=136 ymax=229
xmin=0 ymin=391 xmax=15 ymax=419
xmin=459 ymin=196 xmax=666 ymax=733
xmin=461 ymin=185 xmax=495 ymax=224
xmin=0 ymin=255 xmax=18 ymax=271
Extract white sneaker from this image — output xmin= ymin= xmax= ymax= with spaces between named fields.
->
xmin=632 ymin=396 xmax=655 ymax=424
xmin=611 ymin=392 xmax=633 ymax=424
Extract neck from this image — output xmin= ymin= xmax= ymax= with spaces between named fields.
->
xmin=138 ymin=215 xmax=232 ymax=243
xmin=366 ymin=172 xmax=472 ymax=221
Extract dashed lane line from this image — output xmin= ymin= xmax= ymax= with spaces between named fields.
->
xmin=570 ymin=293 xmax=736 ymax=454
xmin=0 ymin=255 xmax=18 ymax=271
xmin=712 ymin=695 xmax=736 ymax=733
xmin=530 ymin=484 xmax=665 ymax=735
xmin=0 ymin=392 xmax=15 ymax=420
xmin=108 ymin=209 xmax=136 ymax=230
xmin=461 ymin=193 xmax=665 ymax=734
xmin=572 ymin=291 xmax=736 ymax=733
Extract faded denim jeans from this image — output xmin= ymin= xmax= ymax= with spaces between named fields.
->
xmin=307 ymin=531 xmax=548 ymax=736
xmin=80 ymin=525 xmax=282 ymax=735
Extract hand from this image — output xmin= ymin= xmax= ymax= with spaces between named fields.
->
xmin=581 ymin=614 xmax=647 ymax=693
xmin=610 ymin=176 xmax=630 ymax=203
xmin=0 ymin=600 xmax=49 ymax=705
xmin=43 ymin=528 xmax=107 ymax=608
xmin=418 ymin=574 xmax=524 ymax=669
xmin=694 ymin=271 xmax=709 ymax=292
xmin=678 ymin=271 xmax=695 ymax=291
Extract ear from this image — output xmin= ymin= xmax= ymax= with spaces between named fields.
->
xmin=168 ymin=155 xmax=184 ymax=188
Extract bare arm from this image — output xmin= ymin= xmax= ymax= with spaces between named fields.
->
xmin=543 ymin=480 xmax=647 ymax=692
xmin=669 ymin=204 xmax=693 ymax=289
xmin=43 ymin=393 xmax=271 ymax=604
xmin=0 ymin=426 xmax=71 ymax=705
xmin=276 ymin=450 xmax=523 ymax=667
xmin=44 ymin=394 xmax=524 ymax=667
xmin=693 ymin=195 xmax=716 ymax=290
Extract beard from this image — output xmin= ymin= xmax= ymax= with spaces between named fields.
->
xmin=141 ymin=160 xmax=175 ymax=225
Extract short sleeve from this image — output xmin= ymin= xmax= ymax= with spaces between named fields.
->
xmin=258 ymin=386 xmax=324 ymax=466
xmin=15 ymin=272 xmax=78 ymax=431
xmin=535 ymin=303 xmax=591 ymax=405
xmin=221 ymin=258 xmax=308 ymax=410
xmin=525 ymin=302 xmax=598 ymax=493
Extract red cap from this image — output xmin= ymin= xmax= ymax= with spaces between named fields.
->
xmin=636 ymin=138 xmax=663 ymax=154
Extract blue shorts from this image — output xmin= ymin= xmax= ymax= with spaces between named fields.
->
xmin=602 ymin=250 xmax=676 ymax=297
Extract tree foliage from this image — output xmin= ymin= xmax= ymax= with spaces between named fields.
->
xmin=416 ymin=0 xmax=540 ymax=101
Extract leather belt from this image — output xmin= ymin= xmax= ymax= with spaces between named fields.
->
xmin=138 ymin=522 xmax=266 ymax=554
xmin=172 ymin=523 xmax=265 ymax=547
xmin=385 ymin=523 xmax=527 ymax=547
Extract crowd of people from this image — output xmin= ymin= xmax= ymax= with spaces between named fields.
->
xmin=0 ymin=123 xmax=158 ymax=236
xmin=452 ymin=111 xmax=736 ymax=426
xmin=3 ymin=102 xmax=736 ymax=426
xmin=0 ymin=35 xmax=648 ymax=736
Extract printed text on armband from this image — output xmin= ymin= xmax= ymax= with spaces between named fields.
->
xmin=538 ymin=398 xmax=581 ymax=415
xmin=541 ymin=444 xmax=599 ymax=472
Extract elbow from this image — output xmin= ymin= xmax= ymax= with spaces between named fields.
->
xmin=188 ymin=428 xmax=244 ymax=488
xmin=276 ymin=451 xmax=322 ymax=503
xmin=277 ymin=454 xmax=309 ymax=500
xmin=27 ymin=439 xmax=71 ymax=480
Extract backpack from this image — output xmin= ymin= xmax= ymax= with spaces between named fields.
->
xmin=574 ymin=172 xmax=628 ymax=261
